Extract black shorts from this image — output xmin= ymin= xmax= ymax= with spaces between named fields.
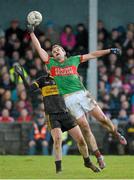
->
xmin=46 ymin=112 xmax=77 ymax=132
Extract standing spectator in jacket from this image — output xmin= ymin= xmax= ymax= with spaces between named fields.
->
xmin=45 ymin=21 xmax=60 ymax=44
xmin=28 ymin=114 xmax=50 ymax=155
xmin=125 ymin=114 xmax=134 ymax=154
xmin=75 ymin=23 xmax=88 ymax=50
xmin=5 ymin=19 xmax=24 ymax=42
xmin=60 ymin=25 xmax=76 ymax=54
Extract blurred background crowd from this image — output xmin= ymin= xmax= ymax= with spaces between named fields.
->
xmin=0 ymin=19 xmax=134 ymax=122
xmin=0 ymin=18 xmax=134 ymax=155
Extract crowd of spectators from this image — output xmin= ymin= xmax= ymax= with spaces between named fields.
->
xmin=97 ymin=20 xmax=134 ymax=123
xmin=0 ymin=19 xmax=134 ymax=153
xmin=0 ymin=20 xmax=89 ymax=123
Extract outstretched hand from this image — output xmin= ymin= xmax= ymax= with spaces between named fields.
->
xmin=110 ymin=48 xmax=121 ymax=55
xmin=27 ymin=23 xmax=35 ymax=33
xmin=13 ymin=63 xmax=24 ymax=79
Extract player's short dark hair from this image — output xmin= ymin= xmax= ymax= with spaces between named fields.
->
xmin=52 ymin=44 xmax=65 ymax=53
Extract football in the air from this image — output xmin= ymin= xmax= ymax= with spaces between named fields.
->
xmin=27 ymin=11 xmax=42 ymax=26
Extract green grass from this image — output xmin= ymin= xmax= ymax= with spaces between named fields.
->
xmin=0 ymin=155 xmax=133 ymax=179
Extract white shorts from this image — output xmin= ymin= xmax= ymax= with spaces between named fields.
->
xmin=64 ymin=90 xmax=97 ymax=119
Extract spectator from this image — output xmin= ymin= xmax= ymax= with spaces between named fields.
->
xmin=0 ymin=36 xmax=7 ymax=54
xmin=127 ymin=58 xmax=134 ymax=71
xmin=98 ymin=80 xmax=107 ymax=97
xmin=29 ymin=65 xmax=38 ymax=80
xmin=5 ymin=19 xmax=24 ymax=42
xmin=118 ymin=109 xmax=128 ymax=122
xmin=45 ymin=20 xmax=60 ymax=44
xmin=0 ymin=90 xmax=12 ymax=108
xmin=110 ymin=88 xmax=120 ymax=117
xmin=111 ymin=77 xmax=122 ymax=89
xmin=18 ymin=90 xmax=32 ymax=113
xmin=100 ymin=94 xmax=111 ymax=113
xmin=120 ymin=94 xmax=127 ymax=104
xmin=0 ymin=108 xmax=14 ymax=123
xmin=60 ymin=24 xmax=76 ymax=54
xmin=125 ymin=114 xmax=134 ymax=154
xmin=123 ymin=30 xmax=134 ymax=48
xmin=121 ymin=100 xmax=130 ymax=114
xmin=17 ymin=108 xmax=32 ymax=123
xmin=34 ymin=57 xmax=44 ymax=76
xmin=127 ymin=23 xmax=134 ymax=32
xmin=107 ymin=54 xmax=119 ymax=74
xmin=75 ymin=23 xmax=88 ymax=49
xmin=3 ymin=100 xmax=16 ymax=117
xmin=62 ymin=131 xmax=72 ymax=155
xmin=109 ymin=28 xmax=121 ymax=48
xmin=131 ymin=94 xmax=134 ymax=113
xmin=98 ymin=31 xmax=106 ymax=45
xmin=125 ymin=48 xmax=134 ymax=60
xmin=109 ymin=67 xmax=124 ymax=83
xmin=42 ymin=39 xmax=52 ymax=56
xmin=98 ymin=41 xmax=104 ymax=50
xmin=16 ymin=83 xmax=25 ymax=96
xmin=38 ymin=32 xmax=46 ymax=47
xmin=24 ymin=49 xmax=34 ymax=72
xmin=97 ymin=20 xmax=108 ymax=40
xmin=28 ymin=114 xmax=50 ymax=155
xmin=10 ymin=51 xmax=20 ymax=66
xmin=0 ymin=72 xmax=15 ymax=90
xmin=103 ymin=119 xmax=125 ymax=155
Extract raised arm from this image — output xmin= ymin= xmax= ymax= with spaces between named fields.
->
xmin=13 ymin=63 xmax=40 ymax=94
xmin=81 ymin=48 xmax=121 ymax=63
xmin=27 ymin=25 xmax=49 ymax=63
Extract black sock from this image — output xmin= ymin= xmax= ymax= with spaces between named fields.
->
xmin=55 ymin=160 xmax=62 ymax=173
xmin=83 ymin=157 xmax=91 ymax=165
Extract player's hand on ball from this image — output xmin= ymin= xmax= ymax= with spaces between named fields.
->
xmin=110 ymin=48 xmax=121 ymax=55
xmin=27 ymin=24 xmax=35 ymax=33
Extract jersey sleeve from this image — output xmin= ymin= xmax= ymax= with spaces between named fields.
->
xmin=45 ymin=56 xmax=50 ymax=64
xmin=31 ymin=81 xmax=39 ymax=91
xmin=45 ymin=57 xmax=55 ymax=70
xmin=69 ymin=55 xmax=82 ymax=67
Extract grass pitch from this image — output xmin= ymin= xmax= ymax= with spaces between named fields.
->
xmin=0 ymin=155 xmax=133 ymax=179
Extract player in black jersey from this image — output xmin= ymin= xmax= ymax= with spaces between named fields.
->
xmin=14 ymin=63 xmax=100 ymax=174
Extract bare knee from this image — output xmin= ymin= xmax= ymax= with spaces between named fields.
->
xmin=51 ymin=128 xmax=62 ymax=149
xmin=77 ymin=116 xmax=89 ymax=129
xmin=53 ymin=135 xmax=62 ymax=148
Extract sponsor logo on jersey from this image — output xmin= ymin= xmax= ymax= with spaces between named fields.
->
xmin=50 ymin=66 xmax=77 ymax=76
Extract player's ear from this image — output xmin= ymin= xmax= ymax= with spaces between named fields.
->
xmin=61 ymin=47 xmax=66 ymax=55
xmin=63 ymin=50 xmax=66 ymax=56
